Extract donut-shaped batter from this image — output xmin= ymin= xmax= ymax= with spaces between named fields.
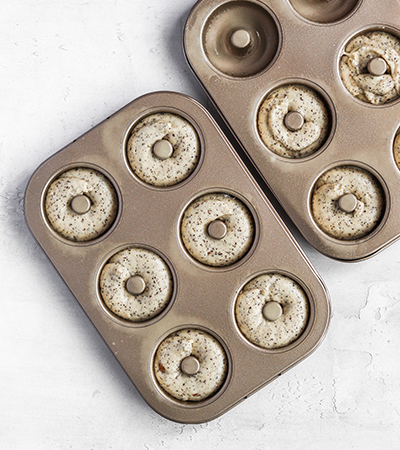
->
xmin=235 ymin=273 xmax=309 ymax=349
xmin=257 ymin=84 xmax=329 ymax=158
xmin=180 ymin=193 xmax=254 ymax=267
xmin=154 ymin=328 xmax=228 ymax=401
xmin=340 ymin=31 xmax=400 ymax=105
xmin=312 ymin=166 xmax=384 ymax=240
xmin=127 ymin=112 xmax=200 ymax=186
xmin=393 ymin=133 xmax=400 ymax=169
xmin=99 ymin=248 xmax=173 ymax=322
xmin=45 ymin=168 xmax=118 ymax=242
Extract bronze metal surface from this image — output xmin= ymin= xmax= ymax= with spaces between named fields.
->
xmin=25 ymin=91 xmax=330 ymax=423
xmin=184 ymin=0 xmax=400 ymax=261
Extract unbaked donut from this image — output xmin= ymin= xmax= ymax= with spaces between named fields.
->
xmin=235 ymin=273 xmax=309 ymax=349
xmin=180 ymin=193 xmax=254 ymax=267
xmin=393 ymin=133 xmax=400 ymax=169
xmin=154 ymin=328 xmax=228 ymax=401
xmin=257 ymin=84 xmax=329 ymax=158
xmin=45 ymin=167 xmax=118 ymax=242
xmin=127 ymin=112 xmax=200 ymax=186
xmin=340 ymin=31 xmax=400 ymax=104
xmin=312 ymin=166 xmax=384 ymax=240
xmin=99 ymin=248 xmax=173 ymax=322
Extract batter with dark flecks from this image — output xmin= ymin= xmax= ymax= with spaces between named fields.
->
xmin=235 ymin=273 xmax=309 ymax=349
xmin=180 ymin=193 xmax=254 ymax=267
xmin=257 ymin=84 xmax=329 ymax=158
xmin=312 ymin=166 xmax=384 ymax=240
xmin=393 ymin=133 xmax=400 ymax=170
xmin=127 ymin=112 xmax=200 ymax=186
xmin=100 ymin=248 xmax=173 ymax=322
xmin=154 ymin=328 xmax=228 ymax=401
xmin=340 ymin=31 xmax=400 ymax=105
xmin=45 ymin=168 xmax=118 ymax=242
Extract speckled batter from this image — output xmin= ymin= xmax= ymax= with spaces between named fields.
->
xmin=235 ymin=273 xmax=309 ymax=349
xmin=312 ymin=166 xmax=384 ymax=240
xmin=99 ymin=248 xmax=173 ymax=322
xmin=127 ymin=113 xmax=200 ymax=186
xmin=393 ymin=133 xmax=400 ymax=169
xmin=181 ymin=193 xmax=254 ymax=267
xmin=340 ymin=31 xmax=400 ymax=104
xmin=154 ymin=329 xmax=228 ymax=401
xmin=45 ymin=168 xmax=118 ymax=242
xmin=257 ymin=84 xmax=329 ymax=158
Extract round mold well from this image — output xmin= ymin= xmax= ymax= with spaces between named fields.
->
xmin=309 ymin=163 xmax=388 ymax=242
xmin=151 ymin=326 xmax=231 ymax=407
xmin=95 ymin=244 xmax=177 ymax=328
xmin=123 ymin=110 xmax=203 ymax=189
xmin=288 ymin=0 xmax=362 ymax=25
xmin=178 ymin=189 xmax=258 ymax=271
xmin=232 ymin=270 xmax=315 ymax=354
xmin=41 ymin=163 xmax=121 ymax=246
xmin=256 ymin=81 xmax=335 ymax=160
xmin=201 ymin=0 xmax=281 ymax=78
xmin=338 ymin=26 xmax=400 ymax=106
xmin=393 ymin=129 xmax=400 ymax=172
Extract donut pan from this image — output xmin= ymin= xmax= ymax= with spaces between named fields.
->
xmin=25 ymin=92 xmax=330 ymax=423
xmin=184 ymin=0 xmax=400 ymax=261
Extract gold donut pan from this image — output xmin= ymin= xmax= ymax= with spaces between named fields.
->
xmin=25 ymin=92 xmax=330 ymax=423
xmin=184 ymin=0 xmax=400 ymax=261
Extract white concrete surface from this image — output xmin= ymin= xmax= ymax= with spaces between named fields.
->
xmin=1 ymin=1 xmax=399 ymax=448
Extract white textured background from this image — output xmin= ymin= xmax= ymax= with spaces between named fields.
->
xmin=1 ymin=1 xmax=400 ymax=448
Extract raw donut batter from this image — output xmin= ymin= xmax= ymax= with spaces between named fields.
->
xmin=312 ymin=166 xmax=384 ymax=240
xmin=340 ymin=31 xmax=400 ymax=104
xmin=257 ymin=84 xmax=329 ymax=158
xmin=181 ymin=193 xmax=254 ymax=266
xmin=45 ymin=167 xmax=118 ymax=242
xmin=127 ymin=112 xmax=200 ymax=186
xmin=235 ymin=273 xmax=309 ymax=349
xmin=154 ymin=328 xmax=228 ymax=401
xmin=100 ymin=248 xmax=173 ymax=322
xmin=393 ymin=133 xmax=400 ymax=169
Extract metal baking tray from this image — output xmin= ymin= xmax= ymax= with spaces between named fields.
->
xmin=25 ymin=91 xmax=330 ymax=423
xmin=183 ymin=0 xmax=400 ymax=261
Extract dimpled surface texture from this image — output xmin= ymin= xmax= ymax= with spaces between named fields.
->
xmin=340 ymin=31 xmax=400 ymax=104
xmin=154 ymin=329 xmax=228 ymax=401
xmin=100 ymin=248 xmax=173 ymax=322
xmin=257 ymin=84 xmax=329 ymax=158
xmin=181 ymin=193 xmax=254 ymax=266
xmin=127 ymin=112 xmax=200 ymax=186
xmin=393 ymin=133 xmax=400 ymax=169
xmin=236 ymin=273 xmax=309 ymax=349
xmin=45 ymin=168 xmax=118 ymax=242
xmin=312 ymin=166 xmax=384 ymax=240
